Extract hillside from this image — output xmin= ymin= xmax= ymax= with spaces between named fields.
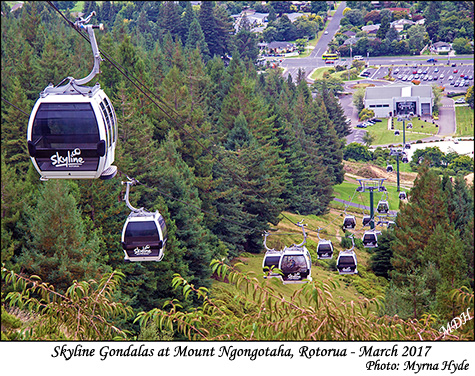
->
xmin=218 ymin=162 xmax=421 ymax=306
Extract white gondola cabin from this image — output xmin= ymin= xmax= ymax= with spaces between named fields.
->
xmin=362 ymin=214 xmax=371 ymax=227
xmin=279 ymin=246 xmax=312 ymax=281
xmin=399 ymin=191 xmax=407 ymax=200
xmin=27 ymin=12 xmax=117 ymax=181
xmin=317 ymin=239 xmax=333 ymax=259
xmin=337 ymin=251 xmax=358 ymax=275
xmin=27 ymin=87 xmax=118 ymax=180
xmin=377 ymin=200 xmax=389 ymax=214
xmin=362 ymin=230 xmax=378 ymax=248
xmin=386 ymin=164 xmax=393 ymax=173
xmin=262 ymin=250 xmax=283 ymax=278
xmin=278 ymin=221 xmax=312 ymax=282
xmin=342 ymin=215 xmax=356 ymax=230
xmin=121 ymin=210 xmax=167 ymax=262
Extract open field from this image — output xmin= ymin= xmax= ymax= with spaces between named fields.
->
xmin=455 ymin=106 xmax=474 ymax=137
xmin=365 ymin=117 xmax=438 ymax=145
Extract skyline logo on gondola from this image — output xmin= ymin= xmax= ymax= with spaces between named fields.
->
xmin=51 ymin=148 xmax=84 ymax=168
xmin=341 ymin=267 xmax=354 ymax=272
xmin=134 ymin=245 xmax=152 ymax=256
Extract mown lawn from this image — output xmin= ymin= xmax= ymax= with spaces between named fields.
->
xmin=455 ymin=105 xmax=474 ymax=137
xmin=333 ymin=181 xmax=402 ymax=212
xmin=366 ymin=117 xmax=438 ymax=145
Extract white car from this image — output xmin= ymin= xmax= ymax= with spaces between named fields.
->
xmin=324 ymin=30 xmax=328 ymax=35
xmin=454 ymin=98 xmax=466 ymax=104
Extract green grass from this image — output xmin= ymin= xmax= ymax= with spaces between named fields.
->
xmin=455 ymin=105 xmax=474 ymax=137
xmin=70 ymin=2 xmax=85 ymax=13
xmin=365 ymin=117 xmax=438 ymax=146
xmin=216 ymin=206 xmax=390 ymax=304
xmin=333 ymin=181 xmax=402 ymax=212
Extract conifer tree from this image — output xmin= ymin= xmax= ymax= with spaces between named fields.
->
xmin=1 ymin=77 xmax=31 ymax=175
xmin=185 ymin=18 xmax=210 ymax=59
xmin=18 ymin=180 xmax=108 ymax=294
xmin=370 ymin=229 xmax=395 ymax=279
xmin=390 ymin=164 xmax=450 ymax=285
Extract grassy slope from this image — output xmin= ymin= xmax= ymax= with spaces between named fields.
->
xmin=212 ymin=161 xmax=416 ymax=306
xmin=455 ymin=105 xmax=474 ymax=137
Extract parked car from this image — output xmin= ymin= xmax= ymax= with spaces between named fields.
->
xmin=453 ymin=69 xmax=458 ymax=73
xmin=455 ymin=98 xmax=466 ymax=104
xmin=427 ymin=58 xmax=437 ymax=63
xmin=440 ymin=74 xmax=445 ymax=79
xmin=356 ymin=123 xmax=367 ymax=128
xmin=434 ymin=67 xmax=439 ymax=72
xmin=417 ymin=69 xmax=422 ymax=74
xmin=448 ymin=75 xmax=453 ymax=80
xmin=324 ymin=30 xmax=328 ymax=35
xmin=422 ymin=69 xmax=428 ymax=74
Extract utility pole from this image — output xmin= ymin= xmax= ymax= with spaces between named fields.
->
xmin=356 ymin=178 xmax=386 ymax=230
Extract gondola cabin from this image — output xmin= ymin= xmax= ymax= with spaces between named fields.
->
xmin=394 ymin=130 xmax=400 ymax=136
xmin=362 ymin=230 xmax=378 ymax=248
xmin=337 ymin=251 xmax=358 ymax=275
xmin=362 ymin=215 xmax=371 ymax=227
xmin=377 ymin=200 xmax=389 ymax=214
xmin=399 ymin=191 xmax=407 ymax=200
xmin=121 ymin=210 xmax=167 ymax=262
xmin=405 ymin=143 xmax=411 ymax=149
xmin=317 ymin=240 xmax=333 ymax=259
xmin=27 ymin=84 xmax=118 ymax=181
xmin=278 ymin=246 xmax=312 ymax=281
xmin=402 ymin=156 xmax=409 ymax=163
xmin=343 ymin=215 xmax=356 ymax=230
xmin=262 ymin=250 xmax=283 ymax=278
xmin=386 ymin=164 xmax=393 ymax=172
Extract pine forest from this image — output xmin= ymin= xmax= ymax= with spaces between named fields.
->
xmin=1 ymin=1 xmax=473 ymax=341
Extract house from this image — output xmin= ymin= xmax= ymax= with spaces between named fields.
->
xmin=362 ymin=24 xmax=380 ymax=34
xmin=343 ymin=30 xmax=357 ymax=38
xmin=262 ymin=41 xmax=297 ymax=55
xmin=343 ymin=37 xmax=360 ymax=46
xmin=286 ymin=12 xmax=305 ymax=23
xmin=431 ymin=41 xmax=452 ymax=54
xmin=390 ymin=19 xmax=415 ymax=32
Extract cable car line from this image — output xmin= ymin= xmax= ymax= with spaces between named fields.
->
xmin=117 ymin=170 xmax=259 ymax=234
xmin=43 ymin=2 xmax=301 ymax=230
xmin=1 ymin=97 xmax=30 ymax=116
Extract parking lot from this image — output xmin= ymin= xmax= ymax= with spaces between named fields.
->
xmin=361 ymin=61 xmax=474 ymax=91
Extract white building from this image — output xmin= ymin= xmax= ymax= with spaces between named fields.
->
xmin=364 ymin=84 xmax=433 ymax=118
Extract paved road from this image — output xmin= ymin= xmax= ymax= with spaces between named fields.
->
xmin=280 ymin=1 xmax=347 ymax=81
